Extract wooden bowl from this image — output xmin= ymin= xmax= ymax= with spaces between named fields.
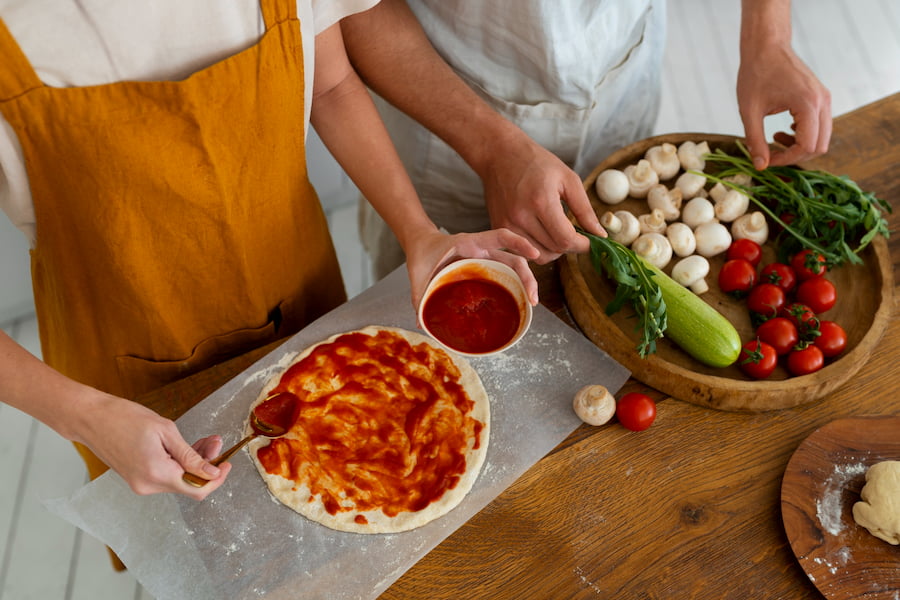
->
xmin=560 ymin=133 xmax=894 ymax=411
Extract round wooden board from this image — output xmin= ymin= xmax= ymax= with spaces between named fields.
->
xmin=560 ymin=133 xmax=894 ymax=411
xmin=781 ymin=416 xmax=900 ymax=600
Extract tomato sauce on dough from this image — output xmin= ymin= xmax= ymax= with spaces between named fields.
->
xmin=257 ymin=330 xmax=484 ymax=520
xmin=422 ymin=278 xmax=521 ymax=354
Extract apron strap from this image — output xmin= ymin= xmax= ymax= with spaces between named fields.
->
xmin=260 ymin=0 xmax=298 ymax=31
xmin=0 ymin=19 xmax=43 ymax=100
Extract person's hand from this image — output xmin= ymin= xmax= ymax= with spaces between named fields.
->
xmin=76 ymin=393 xmax=231 ymax=499
xmin=479 ymin=139 xmax=606 ymax=264
xmin=737 ymin=44 xmax=831 ymax=169
xmin=403 ymin=228 xmax=540 ymax=311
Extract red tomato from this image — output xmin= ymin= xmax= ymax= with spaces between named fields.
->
xmin=738 ymin=339 xmax=778 ymax=379
xmin=727 ymin=239 xmax=763 ymax=267
xmin=616 ymin=393 xmax=657 ymax=432
xmin=815 ymin=320 xmax=847 ymax=358
xmin=780 ymin=302 xmax=819 ymax=333
xmin=759 ymin=262 xmax=797 ymax=294
xmin=796 ymin=277 xmax=837 ymax=314
xmin=790 ymin=249 xmax=828 ymax=281
xmin=756 ymin=317 xmax=799 ymax=356
xmin=746 ymin=283 xmax=787 ymax=320
xmin=787 ymin=345 xmax=825 ymax=376
xmin=718 ymin=259 xmax=758 ymax=296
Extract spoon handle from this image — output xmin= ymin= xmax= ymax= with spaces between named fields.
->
xmin=182 ymin=433 xmax=257 ymax=488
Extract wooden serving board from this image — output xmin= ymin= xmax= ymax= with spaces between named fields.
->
xmin=781 ymin=416 xmax=900 ymax=600
xmin=560 ymin=133 xmax=894 ymax=411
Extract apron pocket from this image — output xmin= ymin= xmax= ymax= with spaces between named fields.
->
xmin=115 ymin=303 xmax=284 ymax=401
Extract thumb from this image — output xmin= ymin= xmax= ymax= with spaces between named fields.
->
xmin=167 ymin=433 xmax=222 ymax=479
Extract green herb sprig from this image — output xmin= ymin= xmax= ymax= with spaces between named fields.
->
xmin=578 ymin=228 xmax=667 ymax=357
xmin=696 ymin=140 xmax=891 ymax=268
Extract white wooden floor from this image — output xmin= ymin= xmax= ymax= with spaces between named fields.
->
xmin=2 ymin=1 xmax=899 ymax=598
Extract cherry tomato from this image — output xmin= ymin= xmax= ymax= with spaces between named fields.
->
xmin=796 ymin=277 xmax=837 ymax=314
xmin=756 ymin=317 xmax=799 ymax=356
xmin=727 ymin=239 xmax=763 ymax=267
xmin=616 ymin=393 xmax=657 ymax=432
xmin=787 ymin=345 xmax=825 ymax=376
xmin=718 ymin=259 xmax=757 ymax=297
xmin=738 ymin=339 xmax=778 ymax=379
xmin=759 ymin=262 xmax=797 ymax=294
xmin=790 ymin=249 xmax=828 ymax=281
xmin=780 ymin=302 xmax=819 ymax=333
xmin=746 ymin=283 xmax=787 ymax=320
xmin=815 ymin=320 xmax=847 ymax=358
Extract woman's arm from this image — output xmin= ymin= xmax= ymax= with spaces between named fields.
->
xmin=0 ymin=331 xmax=230 ymax=497
xmin=310 ymin=23 xmax=539 ymax=308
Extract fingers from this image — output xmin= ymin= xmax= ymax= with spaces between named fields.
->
xmin=740 ymin=101 xmax=772 ymax=171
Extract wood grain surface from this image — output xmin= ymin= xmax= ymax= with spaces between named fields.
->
xmin=137 ymin=94 xmax=900 ymax=600
xmin=782 ymin=416 xmax=900 ymax=600
xmin=560 ymin=133 xmax=893 ymax=411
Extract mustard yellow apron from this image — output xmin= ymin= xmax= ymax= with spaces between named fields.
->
xmin=0 ymin=0 xmax=345 ymax=482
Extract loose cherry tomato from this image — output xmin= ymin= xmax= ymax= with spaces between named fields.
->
xmin=746 ymin=283 xmax=787 ymax=320
xmin=787 ymin=345 xmax=825 ymax=376
xmin=815 ymin=320 xmax=847 ymax=358
xmin=759 ymin=262 xmax=797 ymax=294
xmin=756 ymin=317 xmax=799 ymax=356
xmin=738 ymin=339 xmax=778 ymax=379
xmin=796 ymin=277 xmax=837 ymax=314
xmin=727 ymin=239 xmax=763 ymax=267
xmin=790 ymin=249 xmax=828 ymax=281
xmin=718 ymin=258 xmax=757 ymax=297
xmin=616 ymin=393 xmax=657 ymax=432
xmin=780 ymin=302 xmax=819 ymax=333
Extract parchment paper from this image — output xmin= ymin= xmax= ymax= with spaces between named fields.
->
xmin=46 ymin=267 xmax=630 ymax=600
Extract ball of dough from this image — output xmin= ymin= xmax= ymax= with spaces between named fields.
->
xmin=852 ymin=460 xmax=900 ymax=545
xmin=573 ymin=385 xmax=616 ymax=426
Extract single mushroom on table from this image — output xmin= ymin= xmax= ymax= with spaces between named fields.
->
xmin=632 ymin=232 xmax=673 ymax=269
xmin=600 ymin=210 xmax=641 ymax=246
xmin=647 ymin=184 xmax=683 ymax=221
xmin=594 ymin=168 xmax=630 ymax=205
xmin=671 ymin=255 xmax=711 ymax=294
xmin=731 ymin=211 xmax=769 ymax=245
xmin=624 ymin=159 xmax=659 ymax=199
xmin=572 ymin=385 xmax=616 ymax=426
xmin=644 ymin=142 xmax=681 ymax=181
xmin=666 ymin=222 xmax=696 ymax=257
xmin=694 ymin=221 xmax=732 ymax=257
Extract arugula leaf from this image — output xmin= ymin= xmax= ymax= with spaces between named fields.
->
xmin=578 ymin=229 xmax=667 ymax=357
xmin=698 ymin=141 xmax=891 ymax=268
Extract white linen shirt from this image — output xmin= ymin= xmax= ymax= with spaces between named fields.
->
xmin=0 ymin=0 xmax=378 ymax=244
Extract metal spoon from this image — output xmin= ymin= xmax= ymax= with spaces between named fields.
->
xmin=182 ymin=391 xmax=299 ymax=488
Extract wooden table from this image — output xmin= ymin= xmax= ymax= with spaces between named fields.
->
xmin=139 ymin=93 xmax=900 ymax=599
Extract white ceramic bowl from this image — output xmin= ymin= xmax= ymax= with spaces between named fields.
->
xmin=417 ymin=258 xmax=533 ymax=357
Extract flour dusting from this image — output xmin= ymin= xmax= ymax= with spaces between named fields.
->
xmin=816 ymin=462 xmax=868 ymax=536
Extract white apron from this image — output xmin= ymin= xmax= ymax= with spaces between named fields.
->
xmin=360 ymin=0 xmax=667 ymax=278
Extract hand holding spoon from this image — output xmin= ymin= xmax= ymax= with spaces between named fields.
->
xmin=182 ymin=391 xmax=299 ymax=488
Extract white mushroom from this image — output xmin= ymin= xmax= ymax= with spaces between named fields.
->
xmin=674 ymin=171 xmax=707 ymax=199
xmin=638 ymin=208 xmax=668 ymax=235
xmin=624 ymin=159 xmax=659 ymax=199
xmin=709 ymin=181 xmax=728 ymax=204
xmin=731 ymin=211 xmax=770 ymax=245
xmin=594 ymin=169 xmax=630 ymax=205
xmin=680 ymin=197 xmax=716 ymax=229
xmin=632 ymin=232 xmax=673 ymax=269
xmin=666 ymin=222 xmax=696 ymax=257
xmin=672 ymin=255 xmax=711 ymax=294
xmin=693 ymin=221 xmax=732 ymax=257
xmin=646 ymin=184 xmax=683 ymax=221
xmin=644 ymin=143 xmax=681 ymax=181
xmin=725 ymin=173 xmax=754 ymax=187
xmin=677 ymin=140 xmax=711 ymax=171
xmin=713 ymin=188 xmax=750 ymax=223
xmin=572 ymin=385 xmax=616 ymax=426
xmin=600 ymin=210 xmax=641 ymax=246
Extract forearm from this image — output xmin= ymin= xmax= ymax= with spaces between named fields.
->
xmin=0 ymin=331 xmax=106 ymax=444
xmin=340 ymin=0 xmax=526 ymax=179
xmin=311 ymin=24 xmax=438 ymax=252
xmin=740 ymin=0 xmax=793 ymax=55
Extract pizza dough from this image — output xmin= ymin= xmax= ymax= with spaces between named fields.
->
xmin=852 ymin=460 xmax=900 ymax=545
xmin=247 ymin=326 xmax=490 ymax=533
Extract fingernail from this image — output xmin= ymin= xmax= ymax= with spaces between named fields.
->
xmin=753 ymin=157 xmax=766 ymax=170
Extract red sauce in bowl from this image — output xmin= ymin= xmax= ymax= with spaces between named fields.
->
xmin=422 ymin=278 xmax=522 ymax=354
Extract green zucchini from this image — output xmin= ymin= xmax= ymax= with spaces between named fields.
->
xmin=641 ymin=259 xmax=742 ymax=368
